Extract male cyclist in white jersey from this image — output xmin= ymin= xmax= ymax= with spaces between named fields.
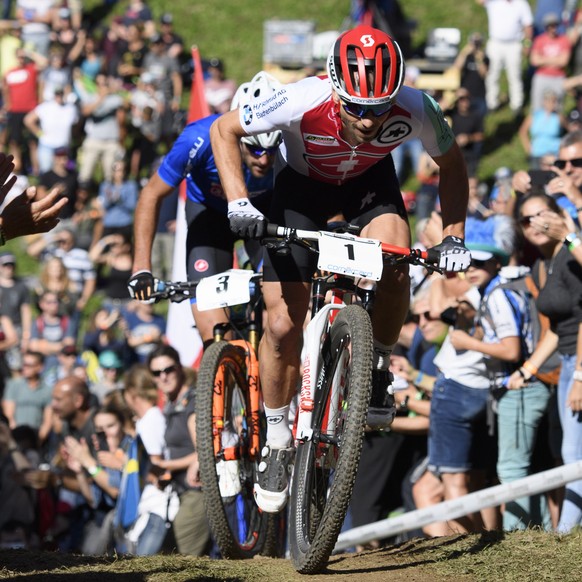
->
xmin=211 ymin=25 xmax=471 ymax=513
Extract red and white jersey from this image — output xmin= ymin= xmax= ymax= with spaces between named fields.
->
xmin=238 ymin=75 xmax=456 ymax=185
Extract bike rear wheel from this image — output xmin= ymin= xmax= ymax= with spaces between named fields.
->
xmin=289 ymin=305 xmax=373 ymax=573
xmin=196 ymin=341 xmax=273 ymax=559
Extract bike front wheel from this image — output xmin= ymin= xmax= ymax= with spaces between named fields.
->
xmin=196 ymin=341 xmax=273 ymax=559
xmin=289 ymin=305 xmax=373 ymax=573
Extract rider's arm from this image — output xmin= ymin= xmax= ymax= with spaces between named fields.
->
xmin=210 ymin=110 xmax=250 ymax=203
xmin=432 ymin=141 xmax=468 ymax=241
xmin=132 ymin=173 xmax=175 ymax=274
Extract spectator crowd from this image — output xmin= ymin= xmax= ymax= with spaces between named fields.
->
xmin=3 ymin=0 xmax=582 ymax=561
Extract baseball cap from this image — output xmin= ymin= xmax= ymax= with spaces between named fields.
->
xmin=494 ymin=166 xmax=512 ymax=182
xmin=0 ymin=252 xmax=16 ymax=265
xmin=160 ymin=12 xmax=173 ymax=24
xmin=54 ymin=146 xmax=68 ymax=157
xmin=467 ymin=243 xmax=510 ymax=265
xmin=568 ymin=109 xmax=582 ymax=124
xmin=99 ymin=350 xmax=122 ymax=369
xmin=543 ymin=12 xmax=560 ymax=27
xmin=150 ymin=33 xmax=163 ymax=44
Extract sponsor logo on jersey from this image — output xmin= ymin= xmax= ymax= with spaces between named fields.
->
xmin=242 ymin=104 xmax=253 ymax=125
xmin=376 ymin=120 xmax=413 ymax=145
xmin=188 ymin=136 xmax=205 ymax=160
xmin=303 ymin=134 xmax=338 ymax=146
xmin=254 ymin=95 xmax=289 ymax=119
xmin=194 ymin=259 xmax=209 ymax=272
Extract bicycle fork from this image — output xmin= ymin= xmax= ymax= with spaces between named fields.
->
xmin=295 ymin=302 xmax=345 ymax=443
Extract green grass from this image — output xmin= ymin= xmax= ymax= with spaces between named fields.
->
xmin=80 ymin=0 xmax=524 ymax=184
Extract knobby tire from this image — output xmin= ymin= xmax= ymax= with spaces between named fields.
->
xmin=196 ymin=341 xmax=273 ymax=559
xmin=289 ymin=305 xmax=373 ymax=573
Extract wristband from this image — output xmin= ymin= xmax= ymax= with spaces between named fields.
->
xmin=522 ymin=360 xmax=538 ymax=377
xmin=564 ymin=232 xmax=582 ymax=251
xmin=415 ymin=371 xmax=424 ymax=385
xmin=573 ymin=370 xmax=582 ymax=382
xmin=517 ymin=368 xmax=527 ymax=380
xmin=87 ymin=465 xmax=103 ymax=477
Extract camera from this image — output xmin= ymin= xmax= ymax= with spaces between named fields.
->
xmin=439 ymin=306 xmax=458 ymax=326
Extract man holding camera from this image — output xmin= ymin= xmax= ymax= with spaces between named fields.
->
xmin=453 ymin=31 xmax=489 ymax=117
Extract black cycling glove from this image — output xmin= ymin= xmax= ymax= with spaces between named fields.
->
xmin=128 ymin=270 xmax=155 ymax=302
xmin=430 ymin=235 xmax=471 ymax=272
xmin=227 ymin=198 xmax=267 ymax=239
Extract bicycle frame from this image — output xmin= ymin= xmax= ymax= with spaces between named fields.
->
xmin=212 ymin=337 xmax=262 ymax=462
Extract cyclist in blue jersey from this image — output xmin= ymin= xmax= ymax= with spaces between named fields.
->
xmin=128 ymin=72 xmax=282 ymax=343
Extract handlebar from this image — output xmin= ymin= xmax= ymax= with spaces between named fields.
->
xmin=150 ymin=273 xmax=263 ymax=304
xmin=263 ymin=223 xmax=442 ymax=272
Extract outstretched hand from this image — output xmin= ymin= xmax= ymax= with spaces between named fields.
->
xmin=1 ymin=185 xmax=67 ymax=240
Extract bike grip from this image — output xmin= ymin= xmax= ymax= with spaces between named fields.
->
xmin=426 ymin=248 xmax=441 ymax=265
xmin=266 ymin=222 xmax=280 ymax=237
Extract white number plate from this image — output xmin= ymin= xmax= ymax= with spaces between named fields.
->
xmin=196 ymin=269 xmax=255 ymax=311
xmin=317 ymin=232 xmax=383 ymax=281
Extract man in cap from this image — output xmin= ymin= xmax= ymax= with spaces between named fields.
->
xmin=529 ymin=12 xmax=572 ymax=111
xmin=159 ymin=12 xmax=184 ymax=59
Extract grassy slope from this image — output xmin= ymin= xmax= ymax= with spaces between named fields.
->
xmin=81 ymin=1 xmax=522 ymax=183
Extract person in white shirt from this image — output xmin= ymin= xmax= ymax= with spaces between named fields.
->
xmin=24 ymin=87 xmax=79 ymax=173
xmin=478 ymin=0 xmax=534 ymax=112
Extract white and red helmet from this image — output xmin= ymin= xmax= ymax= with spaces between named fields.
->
xmin=327 ymin=25 xmax=405 ymax=106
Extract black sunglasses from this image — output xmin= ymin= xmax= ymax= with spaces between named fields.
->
xmin=419 ymin=311 xmax=438 ymax=321
xmin=518 ymin=209 xmax=548 ymax=226
xmin=150 ymin=364 xmax=178 ymax=377
xmin=244 ymin=143 xmax=278 ymax=157
xmin=341 ymin=98 xmax=393 ymax=119
xmin=553 ymin=157 xmax=582 ymax=170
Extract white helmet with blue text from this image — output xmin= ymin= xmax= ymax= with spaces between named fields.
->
xmin=231 ymin=71 xmax=283 ymax=150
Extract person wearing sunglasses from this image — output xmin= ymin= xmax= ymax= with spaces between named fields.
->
xmin=146 ymin=343 xmax=210 ymax=556
xmin=513 ymin=131 xmax=582 ymax=224
xmin=508 ymin=193 xmax=582 ymax=533
xmin=210 ymin=25 xmax=471 ymax=514
xmin=129 ymin=72 xmax=283 ymax=345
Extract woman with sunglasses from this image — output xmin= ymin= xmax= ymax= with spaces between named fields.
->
xmin=509 ymin=193 xmax=582 ymax=532
xmin=146 ymin=343 xmax=210 ymax=556
xmin=210 ymin=25 xmax=470 ymax=513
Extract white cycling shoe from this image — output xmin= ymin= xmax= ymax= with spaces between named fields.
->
xmin=253 ymin=445 xmax=294 ymax=513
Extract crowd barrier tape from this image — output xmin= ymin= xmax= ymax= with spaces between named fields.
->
xmin=334 ymin=460 xmax=582 ymax=552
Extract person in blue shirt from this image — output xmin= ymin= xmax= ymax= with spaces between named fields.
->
xmin=128 ymin=72 xmax=282 ymax=343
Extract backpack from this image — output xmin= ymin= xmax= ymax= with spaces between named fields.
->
xmin=497 ymin=274 xmax=561 ymax=386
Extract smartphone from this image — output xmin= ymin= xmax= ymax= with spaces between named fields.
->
xmin=529 ymin=170 xmax=557 ymax=186
xmin=96 ymin=431 xmax=109 ymax=451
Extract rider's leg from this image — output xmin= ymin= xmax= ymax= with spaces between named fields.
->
xmin=259 ymin=280 xmax=311 ymax=447
xmin=360 ymin=212 xmax=412 ymax=346
xmin=185 ymin=202 xmax=237 ymax=345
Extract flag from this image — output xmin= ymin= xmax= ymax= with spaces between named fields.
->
xmin=114 ymin=437 xmax=143 ymax=530
xmin=166 ymin=46 xmax=210 ymax=368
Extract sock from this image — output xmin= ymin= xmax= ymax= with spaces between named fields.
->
xmin=373 ymin=339 xmax=394 ymax=371
xmin=264 ymin=404 xmax=292 ymax=448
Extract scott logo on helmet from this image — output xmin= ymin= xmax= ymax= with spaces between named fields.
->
xmin=360 ymin=34 xmax=375 ymax=47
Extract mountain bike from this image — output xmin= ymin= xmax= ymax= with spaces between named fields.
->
xmin=152 ymin=270 xmax=279 ymax=559
xmin=262 ymin=224 xmax=441 ymax=573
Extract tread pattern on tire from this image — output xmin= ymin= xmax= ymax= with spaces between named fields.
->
xmin=289 ymin=305 xmax=373 ymax=573
xmin=196 ymin=341 xmax=269 ymax=559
